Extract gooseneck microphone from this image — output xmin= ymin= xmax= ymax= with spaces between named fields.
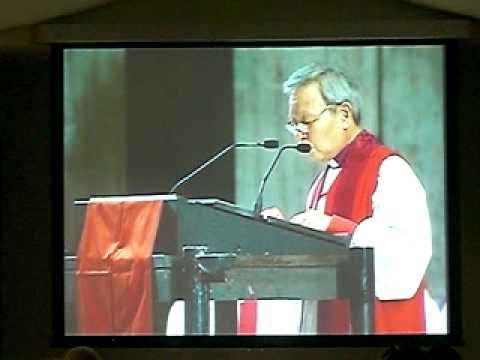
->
xmin=237 ymin=139 xmax=279 ymax=149
xmin=253 ymin=142 xmax=311 ymax=216
xmin=169 ymin=139 xmax=279 ymax=194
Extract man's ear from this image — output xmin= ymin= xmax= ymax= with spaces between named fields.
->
xmin=339 ymin=101 xmax=353 ymax=119
xmin=338 ymin=102 xmax=354 ymax=129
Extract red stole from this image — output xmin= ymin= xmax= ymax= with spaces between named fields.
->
xmin=313 ymin=130 xmax=426 ymax=334
xmin=76 ymin=200 xmax=162 ymax=335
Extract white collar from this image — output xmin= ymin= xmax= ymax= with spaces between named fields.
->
xmin=327 ymin=158 xmax=341 ymax=169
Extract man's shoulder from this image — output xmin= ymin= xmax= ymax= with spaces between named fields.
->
xmin=379 ymin=154 xmax=419 ymax=181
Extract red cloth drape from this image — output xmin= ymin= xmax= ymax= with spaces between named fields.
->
xmin=76 ymin=200 xmax=163 ymax=335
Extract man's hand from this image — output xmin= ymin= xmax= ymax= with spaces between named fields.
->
xmin=261 ymin=207 xmax=285 ymax=220
xmin=290 ymin=210 xmax=332 ymax=231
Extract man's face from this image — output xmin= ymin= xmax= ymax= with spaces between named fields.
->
xmin=288 ymin=83 xmax=351 ymax=162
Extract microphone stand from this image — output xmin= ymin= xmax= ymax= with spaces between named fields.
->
xmin=169 ymin=140 xmax=279 ymax=194
xmin=170 ymin=144 xmax=235 ymax=194
xmin=253 ymin=143 xmax=311 ymax=216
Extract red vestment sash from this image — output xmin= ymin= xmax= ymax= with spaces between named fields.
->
xmin=76 ymin=200 xmax=162 ymax=335
xmin=316 ymin=130 xmax=426 ymax=334
xmin=237 ymin=300 xmax=258 ymax=335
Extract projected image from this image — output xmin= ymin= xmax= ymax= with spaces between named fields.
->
xmin=63 ymin=45 xmax=447 ymax=337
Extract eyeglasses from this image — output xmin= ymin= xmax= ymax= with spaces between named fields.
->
xmin=285 ymin=104 xmax=337 ymax=136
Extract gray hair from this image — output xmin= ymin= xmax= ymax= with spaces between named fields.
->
xmin=283 ymin=64 xmax=363 ymax=124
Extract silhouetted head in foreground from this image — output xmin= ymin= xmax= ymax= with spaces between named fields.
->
xmin=63 ymin=346 xmax=103 ymax=360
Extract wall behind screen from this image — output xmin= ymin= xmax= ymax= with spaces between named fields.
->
xmin=3 ymin=1 xmax=479 ymax=359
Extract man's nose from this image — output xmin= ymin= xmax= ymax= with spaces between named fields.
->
xmin=295 ymin=132 xmax=308 ymax=142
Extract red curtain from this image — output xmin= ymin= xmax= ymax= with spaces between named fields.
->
xmin=76 ymin=200 xmax=163 ymax=335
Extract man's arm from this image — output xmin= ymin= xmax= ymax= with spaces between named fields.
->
xmin=350 ymin=155 xmax=432 ymax=300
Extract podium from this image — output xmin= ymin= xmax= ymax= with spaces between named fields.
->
xmin=66 ymin=195 xmax=374 ymax=335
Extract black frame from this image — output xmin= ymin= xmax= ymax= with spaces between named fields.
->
xmin=51 ymin=39 xmax=463 ymax=348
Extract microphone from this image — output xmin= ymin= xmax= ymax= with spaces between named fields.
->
xmin=253 ymin=142 xmax=311 ymax=216
xmin=169 ymin=139 xmax=279 ymax=194
xmin=237 ymin=139 xmax=279 ymax=149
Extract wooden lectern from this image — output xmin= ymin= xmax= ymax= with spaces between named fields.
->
xmin=65 ymin=194 xmax=374 ymax=335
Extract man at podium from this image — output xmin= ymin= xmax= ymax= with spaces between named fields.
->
xmin=253 ymin=64 xmax=432 ymax=334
